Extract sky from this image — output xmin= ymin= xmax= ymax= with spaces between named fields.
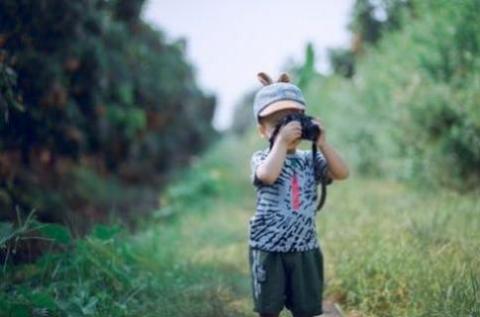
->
xmin=142 ymin=1 xmax=354 ymax=131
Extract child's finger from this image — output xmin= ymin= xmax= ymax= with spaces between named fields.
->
xmin=286 ymin=125 xmax=301 ymax=133
xmin=293 ymin=122 xmax=302 ymax=129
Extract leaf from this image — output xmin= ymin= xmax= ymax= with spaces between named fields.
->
xmin=38 ymin=223 xmax=71 ymax=245
xmin=10 ymin=304 xmax=30 ymax=317
xmin=0 ymin=221 xmax=14 ymax=246
xmin=28 ymin=292 xmax=57 ymax=310
xmin=81 ymin=296 xmax=98 ymax=315
xmin=90 ymin=224 xmax=122 ymax=241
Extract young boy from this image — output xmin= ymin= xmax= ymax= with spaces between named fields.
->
xmin=249 ymin=72 xmax=349 ymax=317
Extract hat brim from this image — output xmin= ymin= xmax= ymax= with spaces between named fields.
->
xmin=258 ymin=100 xmax=306 ymax=118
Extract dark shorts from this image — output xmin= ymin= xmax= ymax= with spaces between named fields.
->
xmin=248 ymin=245 xmax=324 ymax=316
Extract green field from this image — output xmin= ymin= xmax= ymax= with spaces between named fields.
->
xmin=2 ymin=131 xmax=479 ymax=317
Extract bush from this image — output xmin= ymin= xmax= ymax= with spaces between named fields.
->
xmin=307 ymin=0 xmax=480 ymax=191
xmin=0 ymin=0 xmax=219 ymax=244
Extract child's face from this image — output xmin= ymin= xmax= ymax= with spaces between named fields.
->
xmin=257 ymin=108 xmax=304 ymax=150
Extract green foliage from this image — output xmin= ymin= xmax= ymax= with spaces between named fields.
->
xmin=0 ymin=0 xmax=219 ymax=236
xmin=321 ymin=177 xmax=480 ymax=317
xmin=153 ymin=136 xmax=242 ymax=222
xmin=364 ymin=0 xmax=480 ymax=189
xmin=296 ymin=42 xmax=316 ymax=91
xmin=37 ymin=223 xmax=71 ymax=245
xmin=90 ymin=224 xmax=123 ymax=241
xmin=311 ymin=0 xmax=480 ymax=190
xmin=327 ymin=47 xmax=355 ymax=78
xmin=0 ymin=138 xmax=252 ymax=316
xmin=0 ymin=208 xmax=43 ymax=267
xmin=229 ymin=89 xmax=256 ymax=136
xmin=327 ymin=0 xmax=412 ymax=78
xmin=349 ymin=0 xmax=412 ymax=46
xmin=0 ymin=64 xmax=24 ymax=122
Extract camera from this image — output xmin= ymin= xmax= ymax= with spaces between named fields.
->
xmin=270 ymin=112 xmax=321 ymax=144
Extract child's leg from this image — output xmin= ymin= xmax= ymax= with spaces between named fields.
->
xmin=284 ymin=247 xmax=324 ymax=317
xmin=249 ymin=247 xmax=286 ymax=316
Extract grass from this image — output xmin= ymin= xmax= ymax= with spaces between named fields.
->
xmin=1 ymin=131 xmax=479 ymax=317
xmin=320 ymin=173 xmax=480 ymax=317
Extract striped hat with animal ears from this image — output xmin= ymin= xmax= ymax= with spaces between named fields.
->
xmin=252 ymin=72 xmax=306 ymax=123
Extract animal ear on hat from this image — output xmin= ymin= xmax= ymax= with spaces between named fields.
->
xmin=277 ymin=73 xmax=290 ymax=83
xmin=257 ymin=72 xmax=273 ymax=86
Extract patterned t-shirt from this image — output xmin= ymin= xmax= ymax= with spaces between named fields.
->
xmin=249 ymin=147 xmax=331 ymax=252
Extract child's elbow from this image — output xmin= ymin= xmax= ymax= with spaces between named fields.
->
xmin=336 ymin=168 xmax=350 ymax=180
xmin=338 ymin=171 xmax=349 ymax=180
xmin=256 ymin=166 xmax=277 ymax=185
xmin=329 ymin=167 xmax=349 ymax=180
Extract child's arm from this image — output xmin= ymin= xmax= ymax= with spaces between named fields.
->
xmin=255 ymin=121 xmax=302 ymax=185
xmin=318 ymin=142 xmax=349 ymax=180
xmin=312 ymin=118 xmax=349 ymax=180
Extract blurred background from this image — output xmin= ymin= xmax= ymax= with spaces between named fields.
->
xmin=1 ymin=1 xmax=479 ymax=316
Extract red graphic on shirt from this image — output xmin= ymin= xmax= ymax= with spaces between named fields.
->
xmin=291 ymin=173 xmax=301 ymax=211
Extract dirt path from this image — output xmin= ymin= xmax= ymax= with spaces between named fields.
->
xmin=321 ymin=299 xmax=343 ymax=317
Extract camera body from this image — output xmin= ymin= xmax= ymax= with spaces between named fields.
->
xmin=274 ymin=112 xmax=320 ymax=142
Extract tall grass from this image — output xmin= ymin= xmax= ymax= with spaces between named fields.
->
xmin=319 ymin=175 xmax=480 ymax=317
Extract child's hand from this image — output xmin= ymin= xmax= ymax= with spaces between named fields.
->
xmin=277 ymin=121 xmax=302 ymax=146
xmin=312 ymin=117 xmax=327 ymax=147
